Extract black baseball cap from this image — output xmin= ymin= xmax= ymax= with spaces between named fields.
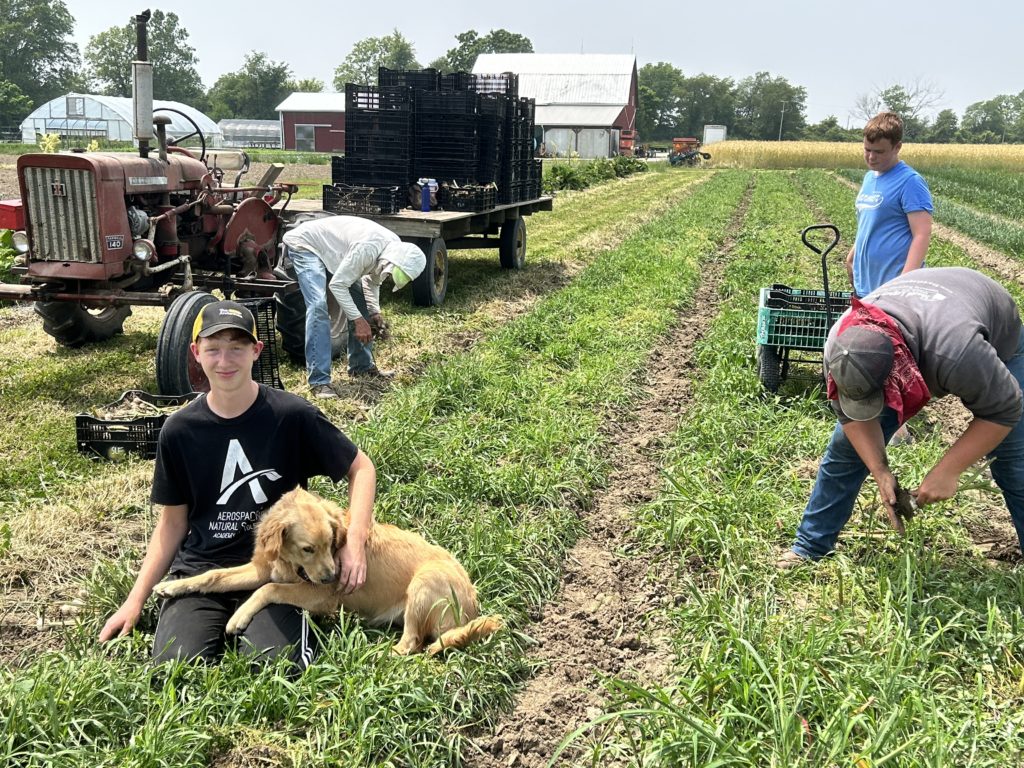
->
xmin=826 ymin=326 xmax=894 ymax=421
xmin=192 ymin=300 xmax=258 ymax=344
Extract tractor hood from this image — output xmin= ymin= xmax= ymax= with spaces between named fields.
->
xmin=17 ymin=152 xmax=210 ymax=195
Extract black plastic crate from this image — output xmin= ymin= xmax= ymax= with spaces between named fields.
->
xmin=515 ymin=97 xmax=535 ymax=123
xmin=76 ymin=390 xmax=198 ymax=460
xmin=238 ymin=297 xmax=284 ymax=390
xmin=378 ymin=66 xmax=439 ymax=90
xmin=323 ymin=184 xmax=405 ymax=215
xmin=331 ymin=155 xmax=345 ymax=184
xmin=345 ymin=132 xmax=412 ymax=160
xmin=470 ymin=72 xmax=518 ymax=97
xmin=414 ymin=89 xmax=479 ymax=115
xmin=412 ymin=160 xmax=479 ymax=186
xmin=345 ymin=84 xmax=413 ymax=112
xmin=438 ymin=184 xmax=497 ymax=212
xmin=344 ymin=158 xmax=412 ymax=187
xmin=439 ymin=71 xmax=472 ymax=91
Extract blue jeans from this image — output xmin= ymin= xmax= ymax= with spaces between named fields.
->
xmin=288 ymin=248 xmax=374 ymax=384
xmin=792 ymin=329 xmax=1024 ymax=559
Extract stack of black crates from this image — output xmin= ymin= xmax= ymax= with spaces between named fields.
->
xmin=326 ymin=67 xmax=540 ymax=214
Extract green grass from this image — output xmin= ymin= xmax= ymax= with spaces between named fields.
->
xmin=0 ymin=170 xmax=749 ymax=766
xmin=560 ymin=171 xmax=1024 ymax=766
xmin=837 ymin=168 xmax=1024 ymax=262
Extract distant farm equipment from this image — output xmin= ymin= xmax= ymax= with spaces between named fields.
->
xmin=668 ymin=137 xmax=712 ymax=166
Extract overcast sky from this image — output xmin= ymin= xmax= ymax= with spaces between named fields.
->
xmin=61 ymin=0 xmax=1021 ymax=127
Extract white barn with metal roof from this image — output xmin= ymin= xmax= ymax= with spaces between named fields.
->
xmin=473 ymin=53 xmax=638 ymax=158
xmin=20 ymin=93 xmax=223 ymax=147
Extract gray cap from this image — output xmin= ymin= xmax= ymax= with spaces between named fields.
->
xmin=826 ymin=326 xmax=894 ymax=421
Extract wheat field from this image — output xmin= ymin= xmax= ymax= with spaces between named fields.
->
xmin=707 ymin=140 xmax=1024 ymax=171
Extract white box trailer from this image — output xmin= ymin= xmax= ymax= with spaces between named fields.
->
xmin=703 ymin=124 xmax=727 ymax=145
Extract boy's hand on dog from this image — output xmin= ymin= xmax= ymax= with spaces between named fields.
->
xmin=336 ymin=543 xmax=367 ymax=594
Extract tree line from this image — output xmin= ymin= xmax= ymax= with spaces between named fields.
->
xmin=0 ymin=2 xmax=533 ymax=127
xmin=0 ymin=1 xmax=1019 ymax=146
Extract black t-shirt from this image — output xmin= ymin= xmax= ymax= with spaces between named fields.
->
xmin=152 ymin=385 xmax=358 ymax=574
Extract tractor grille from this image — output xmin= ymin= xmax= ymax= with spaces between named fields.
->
xmin=23 ymin=166 xmax=103 ymax=263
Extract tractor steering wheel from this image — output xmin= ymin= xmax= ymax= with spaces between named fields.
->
xmin=155 ymin=107 xmax=206 ymax=163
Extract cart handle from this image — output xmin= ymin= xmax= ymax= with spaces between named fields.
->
xmin=801 ymin=224 xmax=842 ymax=331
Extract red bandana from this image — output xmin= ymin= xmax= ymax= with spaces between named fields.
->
xmin=826 ymin=298 xmax=931 ymax=425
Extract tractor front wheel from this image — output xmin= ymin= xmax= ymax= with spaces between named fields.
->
xmin=35 ymin=301 xmax=131 ymax=347
xmin=156 ymin=291 xmax=217 ymax=395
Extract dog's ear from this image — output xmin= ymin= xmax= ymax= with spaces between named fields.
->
xmin=257 ymin=515 xmax=288 ymax=561
xmin=328 ymin=503 xmax=348 ymax=551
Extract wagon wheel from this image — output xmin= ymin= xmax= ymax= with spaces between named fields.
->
xmin=757 ymin=344 xmax=784 ymax=393
xmin=499 ymin=216 xmax=527 ymax=270
xmin=410 ymin=237 xmax=448 ymax=307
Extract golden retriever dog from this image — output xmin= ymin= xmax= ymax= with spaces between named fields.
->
xmin=153 ymin=487 xmax=502 ymax=655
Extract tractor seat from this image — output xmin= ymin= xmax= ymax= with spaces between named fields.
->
xmin=205 ymin=150 xmax=250 ymax=172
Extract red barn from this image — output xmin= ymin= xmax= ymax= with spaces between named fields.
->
xmin=275 ymin=92 xmax=345 ymax=152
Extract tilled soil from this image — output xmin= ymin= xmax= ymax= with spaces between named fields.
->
xmin=465 ymin=181 xmax=753 ymax=768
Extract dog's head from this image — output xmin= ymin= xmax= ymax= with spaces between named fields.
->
xmin=255 ymin=487 xmax=347 ymax=584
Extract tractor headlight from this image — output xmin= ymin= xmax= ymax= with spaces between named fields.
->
xmin=12 ymin=231 xmax=29 ymax=253
xmin=132 ymin=239 xmax=156 ymax=262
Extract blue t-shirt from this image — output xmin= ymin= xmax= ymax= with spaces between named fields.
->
xmin=852 ymin=160 xmax=933 ymax=297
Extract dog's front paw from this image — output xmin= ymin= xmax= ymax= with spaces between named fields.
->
xmin=225 ymin=610 xmax=254 ymax=635
xmin=153 ymin=579 xmax=192 ymax=599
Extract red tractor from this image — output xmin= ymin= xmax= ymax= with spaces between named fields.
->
xmin=1 ymin=11 xmax=310 ymax=394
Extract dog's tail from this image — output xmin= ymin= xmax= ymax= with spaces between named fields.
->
xmin=426 ymin=615 xmax=504 ymax=656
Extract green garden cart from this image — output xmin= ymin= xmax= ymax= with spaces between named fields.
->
xmin=756 ymin=224 xmax=852 ymax=392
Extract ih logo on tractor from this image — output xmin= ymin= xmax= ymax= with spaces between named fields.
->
xmin=50 ymin=182 xmax=67 ymax=197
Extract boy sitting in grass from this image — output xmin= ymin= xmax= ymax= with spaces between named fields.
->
xmin=100 ymin=300 xmax=376 ymax=670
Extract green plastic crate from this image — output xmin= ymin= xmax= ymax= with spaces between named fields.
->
xmin=756 ymin=285 xmax=851 ymax=350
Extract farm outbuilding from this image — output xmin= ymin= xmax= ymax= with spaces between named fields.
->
xmin=275 ymin=92 xmax=345 ymax=153
xmin=19 ymin=93 xmax=223 ymax=147
xmin=473 ymin=53 xmax=638 ymax=159
xmin=218 ymin=119 xmax=281 ymax=148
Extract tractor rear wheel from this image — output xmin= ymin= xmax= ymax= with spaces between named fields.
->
xmin=274 ymin=267 xmax=346 ymax=366
xmin=156 ymin=291 xmax=217 ymax=395
xmin=35 ymin=301 xmax=131 ymax=347
xmin=757 ymin=344 xmax=785 ymax=393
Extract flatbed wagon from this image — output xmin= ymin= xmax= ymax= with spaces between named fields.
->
xmin=283 ymin=195 xmax=554 ymax=306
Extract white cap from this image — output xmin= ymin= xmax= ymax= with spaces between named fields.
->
xmin=380 ymin=242 xmax=426 ymax=291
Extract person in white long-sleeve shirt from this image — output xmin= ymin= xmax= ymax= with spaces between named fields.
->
xmin=282 ymin=215 xmax=425 ymax=398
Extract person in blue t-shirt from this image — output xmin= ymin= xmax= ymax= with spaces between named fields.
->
xmin=846 ymin=111 xmax=933 ymax=445
xmin=846 ymin=111 xmax=933 ymax=299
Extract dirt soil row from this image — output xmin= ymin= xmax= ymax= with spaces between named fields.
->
xmin=464 ymin=181 xmax=754 ymax=767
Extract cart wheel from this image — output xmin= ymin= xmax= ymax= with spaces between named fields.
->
xmin=410 ymin=237 xmax=448 ymax=307
xmin=757 ymin=344 xmax=784 ymax=393
xmin=499 ymin=216 xmax=527 ymax=269
xmin=156 ymin=291 xmax=218 ymax=395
